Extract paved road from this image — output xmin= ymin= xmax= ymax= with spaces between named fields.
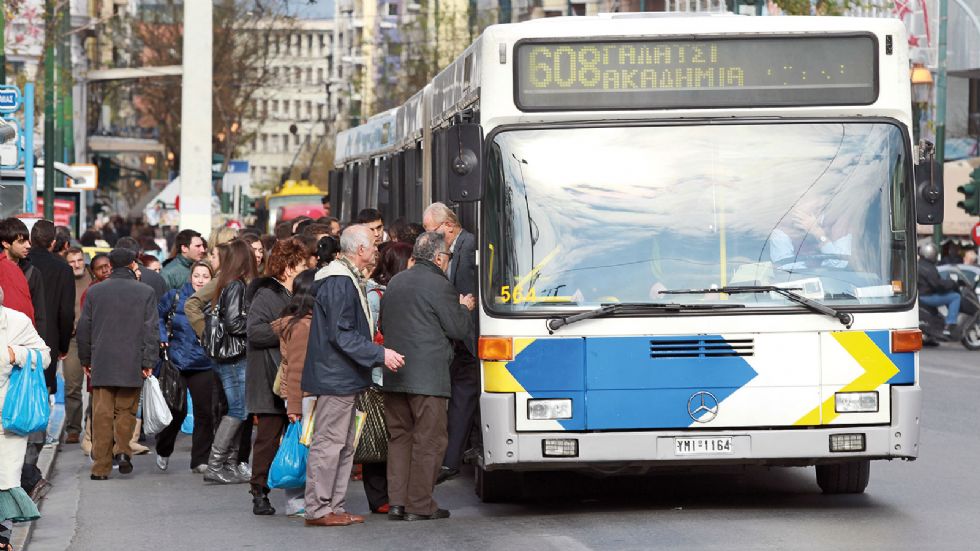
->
xmin=27 ymin=344 xmax=980 ymax=550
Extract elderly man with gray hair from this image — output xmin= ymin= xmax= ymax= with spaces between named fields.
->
xmin=379 ymin=231 xmax=475 ymax=521
xmin=303 ymin=224 xmax=405 ymax=527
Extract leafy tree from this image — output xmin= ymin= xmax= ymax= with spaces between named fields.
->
xmin=91 ymin=0 xmax=295 ymax=173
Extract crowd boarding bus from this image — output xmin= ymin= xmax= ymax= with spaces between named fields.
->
xmin=332 ymin=14 xmax=943 ymax=501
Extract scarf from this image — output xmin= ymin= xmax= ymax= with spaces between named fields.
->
xmin=317 ymin=257 xmax=374 ymax=338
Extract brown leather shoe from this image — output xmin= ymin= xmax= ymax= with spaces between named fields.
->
xmin=64 ymin=432 xmax=80 ymax=444
xmin=304 ymin=513 xmax=352 ymax=527
xmin=343 ymin=513 xmax=365 ymax=524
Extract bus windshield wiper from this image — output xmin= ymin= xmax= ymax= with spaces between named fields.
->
xmin=660 ymin=286 xmax=854 ymax=327
xmin=546 ymin=302 xmax=744 ymax=332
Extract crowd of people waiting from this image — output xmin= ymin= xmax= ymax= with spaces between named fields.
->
xmin=0 ymin=200 xmax=481 ymax=545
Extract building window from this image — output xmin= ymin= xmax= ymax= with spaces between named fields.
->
xmin=307 ymin=34 xmax=314 ymax=56
xmin=282 ymin=134 xmax=289 ymax=152
xmin=388 ymin=3 xmax=399 ymax=16
xmin=305 ymin=101 xmax=312 ymax=118
xmin=317 ymin=67 xmax=324 ymax=84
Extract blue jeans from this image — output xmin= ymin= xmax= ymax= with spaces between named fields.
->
xmin=921 ymin=292 xmax=961 ymax=325
xmin=215 ymin=358 xmax=247 ymax=420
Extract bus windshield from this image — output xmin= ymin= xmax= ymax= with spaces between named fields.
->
xmin=483 ymin=122 xmax=912 ymax=313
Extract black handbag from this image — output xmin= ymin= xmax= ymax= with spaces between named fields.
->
xmin=354 ymin=387 xmax=388 ymax=464
xmin=158 ymin=352 xmax=186 ymax=415
xmin=160 ymin=292 xmax=187 ymax=414
xmin=203 ymin=288 xmax=246 ymax=362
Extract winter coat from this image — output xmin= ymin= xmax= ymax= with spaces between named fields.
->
xmin=161 ymin=255 xmax=194 ymax=291
xmin=302 ymin=259 xmax=384 ymax=397
xmin=213 ymin=279 xmax=248 ymax=364
xmin=27 ymin=248 xmax=74 ymax=357
xmin=158 ymin=283 xmax=211 ymax=371
xmin=0 ymin=252 xmax=33 ymax=324
xmin=447 ymin=229 xmax=478 ymax=354
xmin=380 ymin=259 xmax=473 ymax=398
xmin=918 ymin=258 xmax=958 ymax=295
xmin=184 ymin=278 xmax=218 ymax=339
xmin=0 ymin=306 xmax=50 ymax=490
xmin=76 ymin=268 xmax=159 ymax=388
xmin=271 ymin=315 xmax=311 ymax=417
xmin=245 ymin=277 xmax=290 ymax=415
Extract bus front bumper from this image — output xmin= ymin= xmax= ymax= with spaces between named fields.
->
xmin=480 ymin=386 xmax=920 ymax=471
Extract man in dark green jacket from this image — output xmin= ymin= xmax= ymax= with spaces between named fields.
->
xmin=161 ymin=229 xmax=205 ymax=290
xmin=380 ymin=231 xmax=475 ymax=521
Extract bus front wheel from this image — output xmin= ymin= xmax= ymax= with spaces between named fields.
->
xmin=815 ymin=460 xmax=870 ymax=494
xmin=475 ymin=466 xmax=524 ymax=503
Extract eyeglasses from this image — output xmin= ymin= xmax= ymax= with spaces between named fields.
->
xmin=437 ymin=251 xmax=454 ymax=261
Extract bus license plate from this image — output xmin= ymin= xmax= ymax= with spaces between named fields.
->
xmin=674 ymin=437 xmax=734 ymax=456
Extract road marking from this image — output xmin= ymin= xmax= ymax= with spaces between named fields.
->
xmin=922 ymin=365 xmax=980 ymax=380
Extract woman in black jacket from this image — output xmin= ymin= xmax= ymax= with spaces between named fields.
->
xmin=245 ymin=238 xmax=311 ymax=516
xmin=203 ymin=240 xmax=257 ymax=485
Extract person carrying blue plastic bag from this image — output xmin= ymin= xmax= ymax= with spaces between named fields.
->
xmin=0 ymin=286 xmax=52 ymax=549
xmin=268 ymin=422 xmax=308 ymax=490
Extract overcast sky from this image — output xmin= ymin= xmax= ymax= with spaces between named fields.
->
xmin=281 ymin=0 xmax=334 ymax=18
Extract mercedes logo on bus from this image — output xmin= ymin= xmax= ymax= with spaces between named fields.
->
xmin=688 ymin=391 xmax=720 ymax=423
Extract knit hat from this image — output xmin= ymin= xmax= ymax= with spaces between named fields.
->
xmin=108 ymin=248 xmax=137 ymax=269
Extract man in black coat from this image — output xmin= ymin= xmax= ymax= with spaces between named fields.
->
xmin=422 ymin=203 xmax=479 ymax=483
xmin=77 ymin=249 xmax=159 ymax=480
xmin=28 ymin=220 xmax=75 ymax=390
xmin=381 ymin=231 xmax=474 ymax=521
xmin=303 ymin=225 xmax=404 ymax=527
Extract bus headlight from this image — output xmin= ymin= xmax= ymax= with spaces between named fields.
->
xmin=528 ymin=399 xmax=572 ymax=420
xmin=835 ymin=391 xmax=879 ymax=413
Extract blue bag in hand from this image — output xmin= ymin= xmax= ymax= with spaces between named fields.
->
xmin=2 ymin=350 xmax=50 ymax=436
xmin=268 ymin=421 xmax=308 ymax=489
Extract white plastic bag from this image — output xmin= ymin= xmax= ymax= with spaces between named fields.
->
xmin=142 ymin=375 xmax=173 ymax=435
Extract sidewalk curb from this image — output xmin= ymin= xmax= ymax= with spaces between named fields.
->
xmin=14 ymin=407 xmax=65 ymax=551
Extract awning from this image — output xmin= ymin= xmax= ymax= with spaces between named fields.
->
xmin=87 ymin=136 xmax=166 ymax=154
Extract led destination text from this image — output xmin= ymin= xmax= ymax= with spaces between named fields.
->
xmin=515 ymin=36 xmax=877 ymax=110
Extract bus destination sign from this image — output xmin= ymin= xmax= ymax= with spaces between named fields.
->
xmin=515 ymin=36 xmax=877 ymax=111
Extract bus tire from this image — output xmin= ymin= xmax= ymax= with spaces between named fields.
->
xmin=475 ymin=466 xmax=523 ymax=503
xmin=815 ymin=460 xmax=870 ymax=494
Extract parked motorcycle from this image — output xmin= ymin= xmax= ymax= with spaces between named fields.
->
xmin=919 ymin=267 xmax=980 ymax=349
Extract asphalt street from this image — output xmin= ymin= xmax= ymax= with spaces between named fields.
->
xmin=25 ymin=343 xmax=980 ymax=550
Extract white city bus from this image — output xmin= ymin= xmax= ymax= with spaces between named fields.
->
xmin=332 ymin=14 xmax=943 ymax=501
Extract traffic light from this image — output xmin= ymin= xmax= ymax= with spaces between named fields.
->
xmin=957 ymin=168 xmax=980 ymax=216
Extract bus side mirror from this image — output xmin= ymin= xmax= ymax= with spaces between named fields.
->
xmin=437 ymin=124 xmax=484 ymax=203
xmin=915 ymin=141 xmax=943 ymax=225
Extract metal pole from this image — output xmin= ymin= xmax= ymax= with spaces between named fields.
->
xmin=43 ymin=0 xmax=57 ymax=221
xmin=24 ymin=84 xmax=35 ymax=214
xmin=1 ymin=6 xmax=6 ymax=85
xmin=60 ymin=4 xmax=73 ymax=165
xmin=178 ymin=1 xmax=213 ymax=232
xmin=933 ymin=0 xmax=948 ymax=247
xmin=54 ymin=8 xmax=65 ymax=187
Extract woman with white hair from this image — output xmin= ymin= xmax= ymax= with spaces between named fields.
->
xmin=0 ymin=287 xmax=51 ymax=550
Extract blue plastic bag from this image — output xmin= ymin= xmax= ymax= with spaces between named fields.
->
xmin=2 ymin=350 xmax=50 ymax=436
xmin=268 ymin=422 xmax=308 ymax=489
xmin=180 ymin=391 xmax=194 ymax=434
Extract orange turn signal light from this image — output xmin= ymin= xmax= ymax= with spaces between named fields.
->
xmin=479 ymin=337 xmax=513 ymax=361
xmin=892 ymin=329 xmax=922 ymax=353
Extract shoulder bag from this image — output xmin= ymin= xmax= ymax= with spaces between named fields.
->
xmin=159 ymin=292 xmax=187 ymax=414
